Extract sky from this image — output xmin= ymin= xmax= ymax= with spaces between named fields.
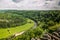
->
xmin=0 ymin=0 xmax=60 ymax=10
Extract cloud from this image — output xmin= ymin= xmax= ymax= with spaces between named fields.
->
xmin=12 ymin=0 xmax=23 ymax=3
xmin=0 ymin=0 xmax=60 ymax=10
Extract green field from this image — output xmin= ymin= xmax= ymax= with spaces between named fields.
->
xmin=0 ymin=19 xmax=34 ymax=39
xmin=49 ymin=23 xmax=60 ymax=31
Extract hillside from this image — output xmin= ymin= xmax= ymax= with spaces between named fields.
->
xmin=0 ymin=10 xmax=60 ymax=40
xmin=0 ymin=13 xmax=34 ymax=39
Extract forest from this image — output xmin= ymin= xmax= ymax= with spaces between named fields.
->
xmin=0 ymin=10 xmax=60 ymax=40
xmin=0 ymin=13 xmax=27 ymax=28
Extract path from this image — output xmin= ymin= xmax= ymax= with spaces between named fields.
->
xmin=14 ymin=31 xmax=25 ymax=37
xmin=13 ymin=21 xmax=37 ymax=37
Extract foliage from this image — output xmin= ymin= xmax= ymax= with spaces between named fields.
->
xmin=0 ymin=10 xmax=60 ymax=40
xmin=0 ymin=19 xmax=34 ymax=39
xmin=0 ymin=13 xmax=27 ymax=28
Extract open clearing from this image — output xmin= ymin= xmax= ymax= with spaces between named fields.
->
xmin=0 ymin=19 xmax=34 ymax=39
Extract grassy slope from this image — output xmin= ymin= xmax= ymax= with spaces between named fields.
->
xmin=49 ymin=23 xmax=60 ymax=31
xmin=0 ymin=19 xmax=34 ymax=39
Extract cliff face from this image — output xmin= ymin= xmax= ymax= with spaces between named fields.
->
xmin=41 ymin=31 xmax=60 ymax=40
xmin=31 ymin=29 xmax=60 ymax=40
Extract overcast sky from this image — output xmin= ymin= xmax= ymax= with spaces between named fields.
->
xmin=0 ymin=0 xmax=60 ymax=10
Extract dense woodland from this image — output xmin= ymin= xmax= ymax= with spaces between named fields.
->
xmin=0 ymin=10 xmax=60 ymax=40
xmin=0 ymin=13 xmax=27 ymax=28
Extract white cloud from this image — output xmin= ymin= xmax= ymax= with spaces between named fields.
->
xmin=0 ymin=0 xmax=60 ymax=10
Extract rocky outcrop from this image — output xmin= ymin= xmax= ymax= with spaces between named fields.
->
xmin=31 ymin=29 xmax=60 ymax=40
xmin=41 ymin=29 xmax=60 ymax=40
